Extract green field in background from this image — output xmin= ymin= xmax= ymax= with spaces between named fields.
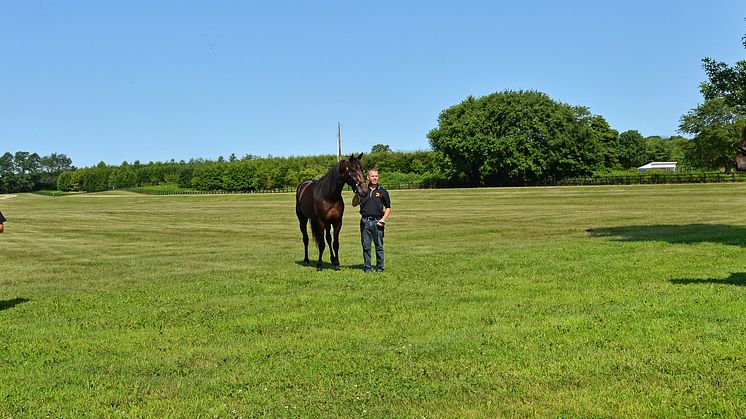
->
xmin=0 ymin=184 xmax=744 ymax=416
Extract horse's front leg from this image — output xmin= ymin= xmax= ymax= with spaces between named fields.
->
xmin=326 ymin=224 xmax=339 ymax=271
xmin=332 ymin=220 xmax=342 ymax=270
xmin=325 ymin=224 xmax=338 ymax=270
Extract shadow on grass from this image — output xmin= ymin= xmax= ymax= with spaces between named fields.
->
xmin=587 ymin=224 xmax=746 ymax=247
xmin=0 ymin=298 xmax=29 ymax=312
xmin=294 ymin=260 xmax=366 ymax=271
xmin=671 ymin=272 xmax=746 ymax=286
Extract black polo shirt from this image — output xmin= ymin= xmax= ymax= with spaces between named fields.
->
xmin=359 ymin=185 xmax=390 ymax=218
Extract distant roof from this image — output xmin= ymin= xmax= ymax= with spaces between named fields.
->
xmin=638 ymin=162 xmax=677 ymax=169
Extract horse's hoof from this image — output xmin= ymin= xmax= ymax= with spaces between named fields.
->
xmin=333 ymin=265 xmax=341 ymax=271
xmin=316 ymin=265 xmax=323 ymax=272
xmin=303 ymin=260 xmax=309 ymax=267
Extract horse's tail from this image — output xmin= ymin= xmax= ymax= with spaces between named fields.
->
xmin=309 ymin=217 xmax=325 ymax=249
xmin=296 ymin=180 xmax=324 ymax=247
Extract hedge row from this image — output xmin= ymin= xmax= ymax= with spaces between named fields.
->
xmin=57 ymin=152 xmax=437 ymax=192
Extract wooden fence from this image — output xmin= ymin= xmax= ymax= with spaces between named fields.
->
xmin=124 ymin=172 xmax=746 ymax=195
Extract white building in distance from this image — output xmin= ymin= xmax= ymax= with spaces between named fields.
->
xmin=638 ymin=162 xmax=677 ymax=172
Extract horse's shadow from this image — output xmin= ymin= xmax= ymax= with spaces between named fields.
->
xmin=587 ymin=224 xmax=746 ymax=247
xmin=0 ymin=298 xmax=29 ymax=312
xmin=294 ymin=261 xmax=365 ymax=271
xmin=670 ymin=273 xmax=746 ymax=286
xmin=588 ymin=224 xmax=746 ymax=286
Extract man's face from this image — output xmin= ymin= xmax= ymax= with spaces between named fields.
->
xmin=367 ymin=171 xmax=379 ymax=185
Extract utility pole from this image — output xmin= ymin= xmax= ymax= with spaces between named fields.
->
xmin=337 ymin=122 xmax=342 ymax=162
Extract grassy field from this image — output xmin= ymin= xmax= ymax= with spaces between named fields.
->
xmin=0 ymin=184 xmax=745 ymax=417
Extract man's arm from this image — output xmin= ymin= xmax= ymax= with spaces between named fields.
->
xmin=379 ymin=191 xmax=391 ymax=224
xmin=382 ymin=207 xmax=391 ymax=221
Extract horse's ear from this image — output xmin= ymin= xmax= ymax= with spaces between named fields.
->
xmin=357 ymin=152 xmax=363 ymax=160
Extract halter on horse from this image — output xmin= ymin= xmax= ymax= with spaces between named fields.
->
xmin=295 ymin=154 xmax=367 ymax=271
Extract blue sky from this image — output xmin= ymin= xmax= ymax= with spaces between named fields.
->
xmin=2 ymin=1 xmax=745 ymax=167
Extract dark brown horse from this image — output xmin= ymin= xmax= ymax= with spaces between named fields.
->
xmin=296 ymin=154 xmax=368 ymax=271
xmin=735 ymin=126 xmax=746 ymax=170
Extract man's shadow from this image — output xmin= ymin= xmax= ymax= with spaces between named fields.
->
xmin=670 ymin=273 xmax=746 ymax=286
xmin=0 ymin=298 xmax=29 ymax=312
xmin=587 ymin=224 xmax=746 ymax=247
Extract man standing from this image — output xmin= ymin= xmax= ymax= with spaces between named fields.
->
xmin=0 ymin=211 xmax=5 ymax=233
xmin=359 ymin=169 xmax=391 ymax=272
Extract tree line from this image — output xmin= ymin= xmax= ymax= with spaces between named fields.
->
xmin=0 ymin=152 xmax=73 ymax=193
xmin=47 ymin=129 xmax=689 ymax=193
xmin=0 ymin=120 xmax=723 ymax=193
xmin=53 ymin=151 xmax=438 ymax=192
xmin=2 ymin=121 xmax=729 ymax=194
xmin=3 ymin=24 xmax=744 ymax=193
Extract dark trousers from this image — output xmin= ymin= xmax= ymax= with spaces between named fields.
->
xmin=360 ymin=218 xmax=384 ymax=271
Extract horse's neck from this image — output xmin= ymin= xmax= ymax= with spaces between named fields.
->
xmin=325 ymin=180 xmax=344 ymax=199
xmin=316 ymin=175 xmax=344 ymax=200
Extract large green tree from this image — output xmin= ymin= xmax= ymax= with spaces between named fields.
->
xmin=588 ymin=116 xmax=620 ymax=169
xmin=427 ymin=90 xmax=604 ymax=185
xmin=0 ymin=152 xmax=15 ymax=193
xmin=370 ymin=144 xmax=391 ymax=153
xmin=617 ymin=130 xmax=647 ymax=169
xmin=680 ymin=25 xmax=746 ymax=169
xmin=679 ymin=97 xmax=745 ymax=169
xmin=0 ymin=151 xmax=72 ymax=192
xmin=38 ymin=153 xmax=73 ymax=189
xmin=701 ymin=27 xmax=746 ymax=112
xmin=644 ymin=135 xmax=686 ymax=163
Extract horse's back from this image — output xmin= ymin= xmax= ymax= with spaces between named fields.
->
xmin=296 ymin=180 xmax=313 ymax=197
xmin=296 ymin=180 xmax=315 ymax=219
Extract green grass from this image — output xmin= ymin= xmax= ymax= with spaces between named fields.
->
xmin=0 ymin=185 xmax=745 ymax=416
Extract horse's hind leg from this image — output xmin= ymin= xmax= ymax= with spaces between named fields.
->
xmin=299 ymin=217 xmax=310 ymax=266
xmin=331 ymin=220 xmax=342 ymax=270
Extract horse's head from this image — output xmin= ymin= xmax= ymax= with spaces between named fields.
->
xmin=339 ymin=153 xmax=367 ymax=198
xmin=735 ymin=126 xmax=746 ymax=171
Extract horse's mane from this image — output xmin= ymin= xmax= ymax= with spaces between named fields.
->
xmin=315 ymin=160 xmax=343 ymax=198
